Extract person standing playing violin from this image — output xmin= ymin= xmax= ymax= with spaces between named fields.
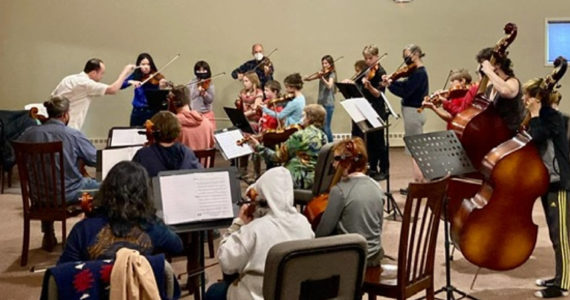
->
xmin=304 ymin=55 xmax=337 ymax=142
xmin=261 ymin=73 xmax=306 ymax=127
xmin=259 ymin=80 xmax=285 ymax=132
xmin=231 ymin=43 xmax=274 ymax=88
xmin=382 ymin=44 xmax=428 ymax=189
xmin=189 ymin=60 xmax=217 ymax=129
xmin=315 ymin=137 xmax=385 ymax=267
xmin=524 ymin=79 xmax=570 ymax=299
xmin=345 ymin=45 xmax=389 ymax=182
xmin=121 ymin=53 xmax=169 ymax=126
xmin=421 ymin=69 xmax=473 ymax=129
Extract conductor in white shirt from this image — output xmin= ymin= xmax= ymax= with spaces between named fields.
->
xmin=51 ymin=58 xmax=135 ymax=130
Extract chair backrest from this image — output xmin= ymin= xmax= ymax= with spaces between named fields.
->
xmin=12 ymin=141 xmax=66 ymax=213
xmin=194 ymin=148 xmax=216 ymax=169
xmin=263 ymin=234 xmax=367 ymax=300
xmin=312 ymin=142 xmax=335 ymax=196
xmin=396 ymin=175 xmax=449 ymax=298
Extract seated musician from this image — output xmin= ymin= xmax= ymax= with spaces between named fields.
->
xmin=169 ymin=84 xmax=215 ymax=150
xmin=524 ymin=79 xmax=570 ymax=298
xmin=315 ymin=137 xmax=385 ymax=266
xmin=17 ymin=96 xmax=99 ymax=251
xmin=421 ymin=68 xmax=475 ymax=128
xmin=205 ymin=167 xmax=314 ymax=300
xmin=477 ymin=47 xmax=525 ymax=131
xmin=58 ymin=161 xmax=183 ymax=264
xmin=248 ymin=104 xmax=327 ymax=190
xmin=261 ymin=73 xmax=305 ymax=127
xmin=132 ymin=111 xmax=201 ymax=177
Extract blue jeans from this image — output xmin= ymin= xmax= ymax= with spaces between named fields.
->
xmin=322 ymin=104 xmax=334 ymax=142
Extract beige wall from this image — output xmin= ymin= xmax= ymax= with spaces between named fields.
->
xmin=1 ymin=0 xmax=569 ymax=139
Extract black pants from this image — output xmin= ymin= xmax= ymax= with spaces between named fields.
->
xmin=540 ymin=186 xmax=570 ymax=289
xmin=351 ymin=122 xmax=388 ymax=174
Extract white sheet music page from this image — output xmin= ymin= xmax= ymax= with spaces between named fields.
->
xmin=110 ymin=128 xmax=148 ymax=147
xmin=214 ymin=129 xmax=254 ymax=159
xmin=102 ymin=146 xmax=142 ymax=179
xmin=340 ymin=98 xmax=366 ymax=122
xmin=354 ymin=98 xmax=384 ymax=128
xmin=159 ymin=171 xmax=234 ymax=225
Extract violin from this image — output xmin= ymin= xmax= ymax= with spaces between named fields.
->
xmin=418 ymin=84 xmax=470 ymax=113
xmin=28 ymin=107 xmax=48 ymax=124
xmin=80 ymin=192 xmax=95 ymax=215
xmin=367 ymin=64 xmax=379 ymax=80
xmin=188 ymin=72 xmax=226 ymax=91
xmin=236 ymin=124 xmax=303 ymax=149
xmin=388 ymin=62 xmax=418 ymax=81
xmin=253 ymin=48 xmax=278 ymax=74
xmin=141 ymin=72 xmax=165 ymax=86
xmin=144 ymin=119 xmax=156 ymax=146
xmin=199 ymin=79 xmax=211 ymax=91
xmin=238 ymin=187 xmax=259 ymax=220
xmin=352 ymin=53 xmax=388 ymax=83
xmin=266 ymin=93 xmax=295 ymax=106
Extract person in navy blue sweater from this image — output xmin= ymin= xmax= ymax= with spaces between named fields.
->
xmin=231 ymin=43 xmax=274 ymax=88
xmin=132 ymin=111 xmax=202 ymax=177
xmin=58 ymin=161 xmax=183 ymax=264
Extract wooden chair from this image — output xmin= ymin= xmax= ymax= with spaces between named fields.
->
xmin=363 ymin=175 xmax=450 ymax=300
xmin=193 ymin=147 xmax=217 ymax=258
xmin=12 ymin=141 xmax=82 ymax=266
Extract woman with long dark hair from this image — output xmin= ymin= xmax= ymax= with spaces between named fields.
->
xmin=58 ymin=161 xmax=183 ymax=263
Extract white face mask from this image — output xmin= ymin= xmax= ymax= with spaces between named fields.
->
xmin=254 ymin=53 xmax=264 ymax=61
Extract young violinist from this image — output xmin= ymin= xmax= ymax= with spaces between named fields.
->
xmin=345 ymin=45 xmax=389 ymax=182
xmin=382 ymin=44 xmax=429 ymax=190
xmin=315 ymin=137 xmax=385 ymax=266
xmin=248 ymin=104 xmax=327 ymax=190
xmin=477 ymin=47 xmax=525 ymax=131
xmin=259 ymin=80 xmax=284 ymax=132
xmin=304 ymin=55 xmax=337 ymax=142
xmin=205 ymin=167 xmax=314 ymax=300
xmin=51 ymin=58 xmax=135 ymax=130
xmin=421 ymin=69 xmax=474 ymax=128
xmin=237 ymin=71 xmax=264 ymax=182
xmin=189 ymin=60 xmax=216 ymax=129
xmin=261 ymin=73 xmax=306 ymax=127
xmin=121 ymin=53 xmax=169 ymax=126
xmin=524 ymin=79 xmax=570 ymax=299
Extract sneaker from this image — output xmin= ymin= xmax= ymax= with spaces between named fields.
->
xmin=373 ymin=172 xmax=388 ymax=181
xmin=534 ymin=286 xmax=569 ymax=298
xmin=536 ymin=278 xmax=556 ymax=287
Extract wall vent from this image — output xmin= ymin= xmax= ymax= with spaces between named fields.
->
xmin=332 ymin=132 xmax=405 ymax=147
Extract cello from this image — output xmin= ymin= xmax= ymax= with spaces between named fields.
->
xmin=450 ymin=25 xmax=555 ymax=271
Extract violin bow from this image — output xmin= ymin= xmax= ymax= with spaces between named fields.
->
xmin=139 ymin=53 xmax=181 ymax=86
xmin=352 ymin=52 xmax=388 ymax=82
xmin=253 ymin=48 xmax=278 ymax=71
xmin=305 ymin=56 xmax=345 ymax=79
xmin=187 ymin=72 xmax=227 ymax=85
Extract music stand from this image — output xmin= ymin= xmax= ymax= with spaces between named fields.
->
xmin=404 ymin=130 xmax=478 ymax=300
xmin=144 ymin=89 xmax=170 ymax=111
xmin=223 ymin=107 xmax=255 ymax=134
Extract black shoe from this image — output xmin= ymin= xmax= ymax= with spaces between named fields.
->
xmin=534 ymin=286 xmax=568 ymax=298
xmin=374 ymin=172 xmax=388 ymax=181
xmin=536 ymin=278 xmax=556 ymax=287
xmin=399 ymin=188 xmax=408 ymax=195
xmin=41 ymin=233 xmax=57 ymax=252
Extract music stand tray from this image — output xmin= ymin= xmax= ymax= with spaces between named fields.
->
xmin=404 ymin=130 xmax=475 ymax=180
xmin=335 ymin=82 xmax=364 ymax=100
xmin=223 ymin=106 xmax=255 ymax=134
xmin=144 ymin=90 xmax=170 ymax=111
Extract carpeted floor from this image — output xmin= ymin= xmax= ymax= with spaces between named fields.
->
xmin=0 ymin=147 xmax=563 ymax=299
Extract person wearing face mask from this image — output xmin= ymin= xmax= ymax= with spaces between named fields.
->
xmin=382 ymin=44 xmax=429 ymax=192
xmin=231 ymin=43 xmax=274 ymax=88
xmin=17 ymin=96 xmax=99 ymax=251
xmin=121 ymin=53 xmax=170 ymax=126
xmin=188 ymin=60 xmax=217 ymax=129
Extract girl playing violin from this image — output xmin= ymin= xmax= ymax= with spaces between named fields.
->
xmin=382 ymin=44 xmax=429 ymax=189
xmin=524 ymin=79 xmax=570 ymax=298
xmin=304 ymin=55 xmax=337 ymax=142
xmin=121 ymin=53 xmax=169 ymax=126
xmin=189 ymin=60 xmax=216 ymax=129
xmin=421 ymin=69 xmax=474 ymax=128
xmin=261 ymin=73 xmax=306 ymax=127
xmin=344 ymin=45 xmax=388 ymax=182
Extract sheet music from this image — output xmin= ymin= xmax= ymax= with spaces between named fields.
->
xmin=380 ymin=92 xmax=400 ymax=119
xmin=353 ymin=98 xmax=384 ymax=128
xmin=101 ymin=146 xmax=142 ymax=179
xmin=158 ymin=171 xmax=234 ymax=225
xmin=214 ymin=129 xmax=254 ymax=160
xmin=110 ymin=128 xmax=147 ymax=147
xmin=340 ymin=98 xmax=366 ymax=122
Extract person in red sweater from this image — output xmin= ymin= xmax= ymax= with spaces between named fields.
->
xmin=169 ymin=85 xmax=215 ymax=150
xmin=259 ymin=80 xmax=285 ymax=131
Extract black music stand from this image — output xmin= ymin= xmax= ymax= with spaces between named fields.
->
xmin=145 ymin=89 xmax=170 ymax=111
xmin=404 ymin=130 xmax=478 ymax=300
xmin=223 ymin=107 xmax=255 ymax=134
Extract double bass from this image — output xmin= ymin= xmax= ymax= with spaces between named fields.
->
xmin=450 ymin=23 xmax=551 ymax=271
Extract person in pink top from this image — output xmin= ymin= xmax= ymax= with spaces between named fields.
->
xmin=168 ymin=85 xmax=215 ymax=150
